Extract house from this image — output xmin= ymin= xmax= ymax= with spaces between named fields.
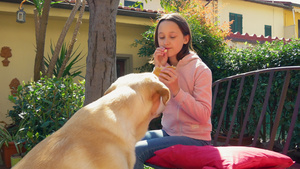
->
xmin=0 ymin=0 xmax=162 ymax=123
xmin=212 ymin=0 xmax=300 ymax=47
xmin=0 ymin=0 xmax=299 ymax=123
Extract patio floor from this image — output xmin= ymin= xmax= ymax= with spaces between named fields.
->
xmin=0 ymin=165 xmax=8 ymax=169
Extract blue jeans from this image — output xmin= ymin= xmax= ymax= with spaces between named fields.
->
xmin=134 ymin=130 xmax=211 ymax=169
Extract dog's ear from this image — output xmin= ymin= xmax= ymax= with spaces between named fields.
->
xmin=158 ymin=86 xmax=170 ymax=106
xmin=149 ymin=82 xmax=170 ymax=117
xmin=104 ymin=85 xmax=116 ymax=96
xmin=152 ymin=82 xmax=170 ymax=105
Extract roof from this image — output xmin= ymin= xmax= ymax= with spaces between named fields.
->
xmin=245 ymin=0 xmax=300 ymax=8
xmin=265 ymin=0 xmax=300 ymax=7
xmin=245 ymin=0 xmax=292 ymax=9
xmin=266 ymin=0 xmax=300 ymax=5
xmin=117 ymin=6 xmax=162 ymax=18
xmin=226 ymin=32 xmax=291 ymax=43
xmin=0 ymin=0 xmax=161 ymax=19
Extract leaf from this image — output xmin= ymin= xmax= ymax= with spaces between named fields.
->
xmin=41 ymin=121 xmax=51 ymax=128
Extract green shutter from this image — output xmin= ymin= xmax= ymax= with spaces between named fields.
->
xmin=229 ymin=13 xmax=236 ymax=33
xmin=265 ymin=25 xmax=272 ymax=37
xmin=124 ymin=0 xmax=143 ymax=8
xmin=229 ymin=13 xmax=243 ymax=34
xmin=237 ymin=14 xmax=243 ymax=34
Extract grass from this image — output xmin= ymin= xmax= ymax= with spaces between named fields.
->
xmin=144 ymin=165 xmax=154 ymax=169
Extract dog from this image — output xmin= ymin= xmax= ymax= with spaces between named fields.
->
xmin=13 ymin=73 xmax=170 ymax=169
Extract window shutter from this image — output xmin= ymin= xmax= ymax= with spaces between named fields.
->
xmin=229 ymin=13 xmax=236 ymax=33
xmin=237 ymin=14 xmax=243 ymax=34
xmin=229 ymin=13 xmax=242 ymax=34
xmin=124 ymin=0 xmax=143 ymax=8
xmin=265 ymin=25 xmax=272 ymax=37
xmin=298 ymin=20 xmax=300 ymax=38
xmin=125 ymin=0 xmax=133 ymax=6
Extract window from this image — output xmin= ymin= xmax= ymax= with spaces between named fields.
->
xmin=124 ymin=0 xmax=143 ymax=8
xmin=298 ymin=20 xmax=300 ymax=38
xmin=265 ymin=25 xmax=272 ymax=37
xmin=229 ymin=13 xmax=243 ymax=34
xmin=117 ymin=59 xmax=126 ymax=78
xmin=116 ymin=55 xmax=132 ymax=78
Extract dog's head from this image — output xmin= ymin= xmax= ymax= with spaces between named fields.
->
xmin=103 ymin=73 xmax=170 ymax=141
xmin=104 ymin=73 xmax=170 ymax=117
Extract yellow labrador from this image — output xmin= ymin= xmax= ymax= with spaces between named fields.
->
xmin=13 ymin=73 xmax=170 ymax=169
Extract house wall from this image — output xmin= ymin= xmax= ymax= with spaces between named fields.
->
xmin=218 ymin=0 xmax=285 ymax=38
xmin=0 ymin=1 xmax=152 ymax=123
xmin=284 ymin=7 xmax=300 ymax=38
xmin=119 ymin=0 xmax=162 ymax=10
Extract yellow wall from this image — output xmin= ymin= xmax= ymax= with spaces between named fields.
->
xmin=0 ymin=2 xmax=153 ymax=123
xmin=218 ymin=0 xmax=285 ymax=38
xmin=284 ymin=7 xmax=300 ymax=38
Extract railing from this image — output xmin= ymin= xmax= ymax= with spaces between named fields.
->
xmin=211 ymin=66 xmax=300 ymax=155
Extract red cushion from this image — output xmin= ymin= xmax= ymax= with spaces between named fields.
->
xmin=146 ymin=145 xmax=294 ymax=169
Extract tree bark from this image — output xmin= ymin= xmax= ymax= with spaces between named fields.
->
xmin=33 ymin=0 xmax=51 ymax=81
xmin=84 ymin=0 xmax=119 ymax=105
xmin=34 ymin=9 xmax=46 ymax=75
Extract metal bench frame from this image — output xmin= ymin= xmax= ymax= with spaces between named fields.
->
xmin=211 ymin=66 xmax=300 ymax=157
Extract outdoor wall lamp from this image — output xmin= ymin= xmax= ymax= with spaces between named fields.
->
xmin=16 ymin=7 xmax=26 ymax=23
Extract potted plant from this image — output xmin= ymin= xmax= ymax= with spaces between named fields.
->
xmin=0 ymin=121 xmax=26 ymax=168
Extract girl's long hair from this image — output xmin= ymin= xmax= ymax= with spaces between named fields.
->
xmin=154 ymin=13 xmax=194 ymax=62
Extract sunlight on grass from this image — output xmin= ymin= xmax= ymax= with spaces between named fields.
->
xmin=144 ymin=165 xmax=154 ymax=169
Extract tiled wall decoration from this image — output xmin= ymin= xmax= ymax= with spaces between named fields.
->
xmin=1 ymin=46 xmax=12 ymax=67
xmin=9 ymin=78 xmax=20 ymax=96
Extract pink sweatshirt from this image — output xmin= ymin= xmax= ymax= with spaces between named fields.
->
xmin=162 ymin=52 xmax=212 ymax=141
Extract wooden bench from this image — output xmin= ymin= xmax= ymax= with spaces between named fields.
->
xmin=211 ymin=66 xmax=300 ymax=168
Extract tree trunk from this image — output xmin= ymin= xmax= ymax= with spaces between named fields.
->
xmin=33 ymin=0 xmax=51 ymax=81
xmin=34 ymin=9 xmax=45 ymax=75
xmin=46 ymin=0 xmax=82 ymax=77
xmin=58 ymin=0 xmax=86 ymax=78
xmin=84 ymin=0 xmax=119 ymax=105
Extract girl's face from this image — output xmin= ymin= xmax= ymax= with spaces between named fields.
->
xmin=157 ymin=20 xmax=189 ymax=59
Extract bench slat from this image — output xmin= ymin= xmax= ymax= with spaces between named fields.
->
xmin=283 ymin=82 xmax=300 ymax=155
xmin=239 ymin=72 xmax=259 ymax=145
xmin=268 ymin=70 xmax=291 ymax=150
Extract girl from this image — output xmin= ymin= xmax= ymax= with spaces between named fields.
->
xmin=134 ymin=13 xmax=212 ymax=169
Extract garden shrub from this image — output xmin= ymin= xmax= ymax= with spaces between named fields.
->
xmin=132 ymin=0 xmax=231 ymax=74
xmin=133 ymin=0 xmax=300 ymax=148
xmin=211 ymin=39 xmax=300 ymax=150
xmin=8 ymin=76 xmax=85 ymax=152
xmin=132 ymin=0 xmax=231 ymax=130
xmin=45 ymin=41 xmax=86 ymax=78
xmin=216 ymin=39 xmax=300 ymax=80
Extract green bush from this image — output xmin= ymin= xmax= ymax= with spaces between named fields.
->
xmin=133 ymin=0 xmax=300 ymax=141
xmin=214 ymin=39 xmax=300 ymax=80
xmin=132 ymin=0 xmax=230 ymax=73
xmin=132 ymin=26 xmax=156 ymax=73
xmin=8 ymin=76 xmax=85 ymax=152
xmin=211 ymin=39 xmax=300 ymax=150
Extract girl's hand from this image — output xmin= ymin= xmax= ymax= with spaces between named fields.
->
xmin=159 ymin=67 xmax=180 ymax=97
xmin=154 ymin=47 xmax=168 ymax=67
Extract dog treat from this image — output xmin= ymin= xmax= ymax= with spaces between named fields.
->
xmin=153 ymin=66 xmax=176 ymax=77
